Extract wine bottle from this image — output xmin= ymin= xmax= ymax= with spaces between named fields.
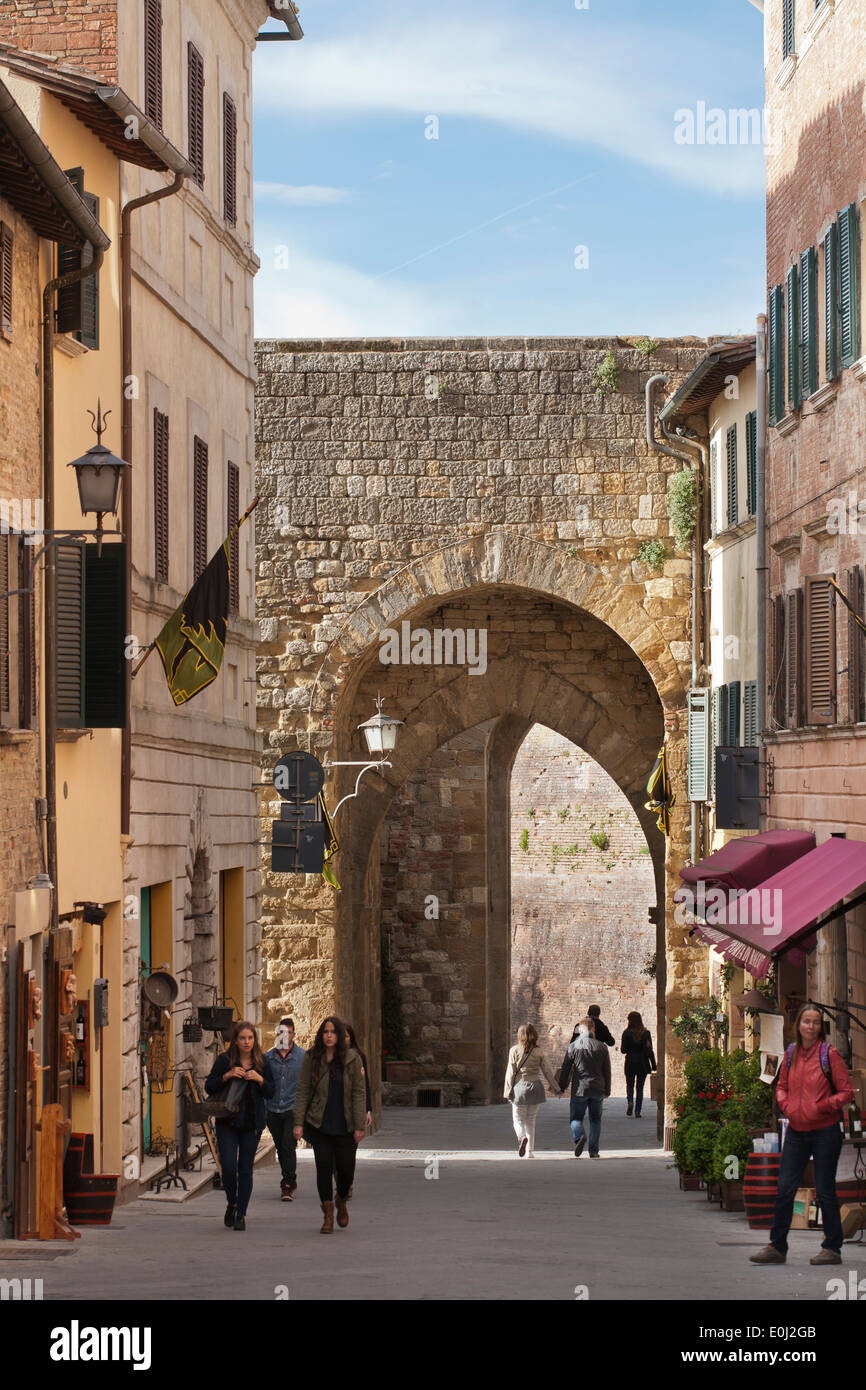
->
xmin=75 ymin=1004 xmax=85 ymax=1042
xmin=807 ymin=1196 xmax=819 ymax=1227
xmin=849 ymin=1100 xmax=863 ymax=1140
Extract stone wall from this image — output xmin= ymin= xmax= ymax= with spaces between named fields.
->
xmin=0 ymin=0 xmax=119 ymax=80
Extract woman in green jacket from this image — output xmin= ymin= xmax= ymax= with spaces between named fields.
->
xmin=293 ymin=1015 xmax=366 ymax=1233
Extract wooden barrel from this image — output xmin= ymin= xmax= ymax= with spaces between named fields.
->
xmin=63 ymin=1132 xmax=95 ymax=1186
xmin=65 ymin=1174 xmax=119 ymax=1226
xmin=743 ymin=1153 xmax=780 ymax=1229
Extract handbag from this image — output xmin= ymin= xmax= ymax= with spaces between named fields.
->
xmin=203 ymin=1073 xmax=246 ymax=1120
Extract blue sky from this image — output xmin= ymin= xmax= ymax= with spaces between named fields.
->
xmin=252 ymin=0 xmax=765 ymax=338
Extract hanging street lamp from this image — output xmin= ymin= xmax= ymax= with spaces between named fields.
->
xmin=67 ymin=401 xmax=129 ymax=555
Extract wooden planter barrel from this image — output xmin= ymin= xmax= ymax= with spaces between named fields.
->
xmin=720 ymin=1179 xmax=745 ymax=1211
xmin=743 ymin=1153 xmax=780 ymax=1228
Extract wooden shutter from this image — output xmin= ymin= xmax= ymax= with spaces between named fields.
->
xmin=839 ymin=202 xmax=859 ymax=369
xmin=727 ymin=680 xmax=741 ymax=746
xmin=782 ymin=0 xmax=795 ymax=57
xmin=188 ymin=43 xmax=205 ymax=187
xmin=711 ymin=685 xmax=722 ymax=796
xmin=709 ymin=437 xmax=718 ymax=536
xmin=144 ymin=0 xmax=163 ymax=128
xmin=55 ymin=541 xmax=85 ymax=729
xmin=84 ymin=544 xmax=126 ymax=728
xmin=18 ymin=543 xmax=36 ymax=728
xmin=847 ymin=566 xmax=865 ymax=723
xmin=223 ymin=93 xmax=237 ymax=227
xmin=824 ymin=222 xmax=839 ymax=380
xmin=687 ymin=689 xmax=711 ymax=802
xmin=785 ymin=588 xmax=803 ymax=727
xmin=805 ymin=574 xmax=836 ymax=725
xmin=768 ymin=285 xmax=784 ymax=424
xmin=772 ymin=593 xmax=786 ymax=726
xmin=0 ymin=221 xmax=12 ymax=337
xmin=56 ymin=171 xmax=99 ymax=347
xmin=744 ymin=680 xmax=758 ymax=747
xmin=800 ymin=246 xmax=817 ymax=398
xmin=193 ymin=436 xmax=208 ymax=579
xmin=0 ymin=537 xmax=9 ymax=717
xmin=786 ymin=262 xmax=800 ymax=409
xmin=726 ymin=424 xmax=738 ymax=528
xmin=153 ymin=408 xmax=169 ymax=584
xmin=745 ymin=410 xmax=757 ymax=517
xmin=227 ymin=461 xmax=239 ymax=614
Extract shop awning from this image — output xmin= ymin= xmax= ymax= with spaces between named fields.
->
xmin=684 ymin=837 xmax=866 ymax=979
xmin=678 ymin=829 xmax=815 ymax=892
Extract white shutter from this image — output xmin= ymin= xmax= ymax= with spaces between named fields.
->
xmin=687 ymin=688 xmax=711 ymax=802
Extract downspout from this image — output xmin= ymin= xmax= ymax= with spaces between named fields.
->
xmin=646 ymin=374 xmax=702 ymax=864
xmin=119 ymin=171 xmax=185 ymax=837
xmin=755 ymin=314 xmax=768 ymax=768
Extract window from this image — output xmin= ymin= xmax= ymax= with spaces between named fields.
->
xmin=223 ymin=93 xmax=237 ymax=226
xmin=687 ymin=689 xmax=711 ymax=801
xmin=799 ymin=246 xmax=817 ymax=397
xmin=56 ymin=170 xmax=99 ymax=349
xmin=805 ymin=574 xmax=835 ymax=725
xmin=743 ymin=680 xmax=758 ymax=746
xmin=768 ymin=285 xmax=784 ymax=424
xmin=726 ymin=424 xmax=738 ymax=528
xmin=824 ymin=223 xmax=839 ymax=380
xmin=188 ymin=43 xmax=205 ymax=187
xmin=55 ymin=541 xmax=126 ymax=729
xmin=193 ymin=436 xmax=208 ymax=579
xmin=783 ymin=0 xmax=795 ymax=57
xmin=153 ymin=408 xmax=169 ymax=584
xmin=144 ymin=0 xmax=163 ymax=128
xmin=838 ymin=202 xmax=860 ymax=369
xmin=227 ymin=461 xmax=239 ymax=614
xmin=785 ymin=588 xmax=803 ymax=727
xmin=0 ymin=537 xmax=34 ymax=729
xmin=847 ymin=566 xmax=865 ymax=723
xmin=1 ymin=221 xmax=12 ymax=339
xmin=786 ymin=262 xmax=800 ymax=410
xmin=745 ymin=410 xmax=757 ymax=517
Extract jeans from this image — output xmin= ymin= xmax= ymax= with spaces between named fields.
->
xmin=511 ymin=1102 xmax=541 ymax=1154
xmin=308 ymin=1128 xmax=357 ymax=1203
xmin=625 ymin=1064 xmax=648 ymax=1113
xmin=569 ymin=1094 xmax=604 ymax=1154
xmin=266 ymin=1108 xmax=297 ymax=1185
xmin=215 ymin=1121 xmax=260 ymax=1218
xmin=769 ymin=1122 xmax=844 ymax=1254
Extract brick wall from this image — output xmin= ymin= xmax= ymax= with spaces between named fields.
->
xmin=511 ymin=726 xmax=656 ymax=1095
xmin=0 ymin=1 xmax=119 ymax=80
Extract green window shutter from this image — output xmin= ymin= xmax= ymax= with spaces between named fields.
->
xmin=726 ymin=424 xmax=738 ymax=529
xmin=84 ymin=544 xmax=127 ymax=728
xmin=709 ymin=437 xmax=718 ymax=536
xmin=55 ymin=170 xmax=99 ymax=348
xmin=800 ymin=247 xmax=817 ymax=397
xmin=824 ymin=223 xmax=839 ymax=380
xmin=717 ymin=682 xmax=729 ymax=747
xmin=744 ymin=680 xmax=758 ymax=746
xmin=55 ymin=540 xmax=86 ymax=728
xmin=783 ymin=0 xmax=795 ymax=57
xmin=839 ymin=202 xmax=860 ymax=369
xmin=745 ymin=410 xmax=757 ymax=516
xmin=787 ymin=262 xmax=800 ymax=409
xmin=78 ymin=190 xmax=99 ymax=350
xmin=768 ymin=285 xmax=784 ymax=424
xmin=847 ymin=566 xmax=865 ymax=724
xmin=687 ymin=689 xmax=711 ymax=802
xmin=727 ymin=680 xmax=741 ymax=746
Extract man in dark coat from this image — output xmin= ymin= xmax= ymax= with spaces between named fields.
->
xmin=587 ymin=1004 xmax=615 ymax=1047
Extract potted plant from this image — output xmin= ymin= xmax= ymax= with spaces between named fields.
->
xmin=684 ymin=1119 xmax=720 ymax=1191
xmin=672 ymin=1111 xmax=703 ymax=1189
xmin=711 ymin=1120 xmax=751 ymax=1211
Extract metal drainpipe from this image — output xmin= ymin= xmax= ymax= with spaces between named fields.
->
xmin=120 ymin=173 xmax=185 ymax=837
xmin=646 ymin=374 xmax=703 ymax=865
xmin=755 ymin=315 xmax=768 ymax=792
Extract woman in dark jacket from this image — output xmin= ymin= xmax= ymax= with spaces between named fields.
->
xmin=292 ymin=1015 xmax=366 ymax=1233
xmin=620 ymin=1011 xmax=656 ymax=1118
xmin=205 ymin=1020 xmax=275 ymax=1231
xmin=344 ymin=1023 xmax=373 ymax=1201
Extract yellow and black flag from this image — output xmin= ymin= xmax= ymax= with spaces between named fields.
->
xmin=155 ymin=495 xmax=258 ymax=706
xmin=830 ymin=577 xmax=866 ymax=637
xmin=320 ymin=793 xmax=341 ymax=891
xmin=645 ymin=745 xmax=675 ymax=836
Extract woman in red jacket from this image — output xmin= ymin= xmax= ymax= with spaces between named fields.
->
xmin=750 ymin=1004 xmax=854 ymax=1266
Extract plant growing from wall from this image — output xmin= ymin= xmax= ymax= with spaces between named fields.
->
xmin=519 ymin=829 xmax=529 ymax=852
xmin=633 ymin=337 xmax=660 ymax=357
xmin=592 ymin=349 xmax=620 ymax=395
xmin=668 ymin=467 xmax=697 ymax=550
xmin=636 ymin=539 xmax=668 ymax=570
xmin=641 ymin=951 xmax=657 ymax=980
xmin=590 ymin=830 xmax=609 ymax=851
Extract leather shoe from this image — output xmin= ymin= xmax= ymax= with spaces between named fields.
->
xmin=749 ymin=1244 xmax=785 ymax=1264
xmin=224 ymin=1204 xmax=236 ymax=1228
xmin=233 ymin=1214 xmax=246 ymax=1231
xmin=809 ymin=1248 xmax=841 ymax=1265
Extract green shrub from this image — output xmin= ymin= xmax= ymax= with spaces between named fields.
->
xmin=711 ymin=1120 xmax=752 ymax=1184
xmin=671 ymin=999 xmax=727 ymax=1055
xmin=592 ymin=349 xmax=620 ymax=395
xmin=668 ymin=467 xmax=697 ymax=550
xmin=636 ymin=539 xmax=668 ymax=570
xmin=684 ymin=1118 xmax=720 ymax=1181
xmin=672 ymin=1111 xmax=700 ymax=1171
xmin=633 ymin=337 xmax=659 ymax=357
xmin=590 ymin=830 xmax=609 ymax=851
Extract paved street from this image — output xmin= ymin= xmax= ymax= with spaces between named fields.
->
xmin=3 ymin=1100 xmax=863 ymax=1302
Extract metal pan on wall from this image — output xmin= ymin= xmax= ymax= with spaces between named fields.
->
xmin=141 ymin=970 xmax=179 ymax=1008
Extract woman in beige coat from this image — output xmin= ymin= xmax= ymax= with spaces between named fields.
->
xmin=504 ymin=1023 xmax=561 ymax=1157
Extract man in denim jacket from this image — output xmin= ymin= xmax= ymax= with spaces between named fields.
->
xmin=265 ymin=1018 xmax=306 ymax=1199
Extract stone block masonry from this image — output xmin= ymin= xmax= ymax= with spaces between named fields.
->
xmin=0 ymin=1 xmax=119 ymax=81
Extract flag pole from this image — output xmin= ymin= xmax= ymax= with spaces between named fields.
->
xmin=130 ymin=493 xmax=261 ymax=680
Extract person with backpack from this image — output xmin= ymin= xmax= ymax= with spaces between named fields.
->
xmin=504 ymin=1023 xmax=561 ymax=1157
xmin=750 ymin=1004 xmax=854 ymax=1266
xmin=559 ymin=1017 xmax=611 ymax=1157
xmin=620 ymin=1011 xmax=657 ymax=1117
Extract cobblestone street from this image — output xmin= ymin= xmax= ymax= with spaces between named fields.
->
xmin=4 ymin=1101 xmax=863 ymax=1303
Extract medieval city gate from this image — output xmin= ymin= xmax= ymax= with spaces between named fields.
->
xmin=255 ymin=337 xmax=709 ymax=1130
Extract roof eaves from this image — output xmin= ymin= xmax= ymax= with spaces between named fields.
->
xmin=267 ymin=3 xmax=304 ymax=39
xmin=659 ymin=338 xmax=757 ymax=423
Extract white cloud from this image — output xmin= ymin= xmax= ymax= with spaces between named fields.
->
xmin=253 ymin=241 xmax=457 ymax=337
xmin=254 ymin=182 xmax=351 ymax=205
xmin=254 ymin=17 xmax=764 ymax=196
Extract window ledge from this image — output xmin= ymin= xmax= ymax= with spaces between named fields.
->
xmin=774 ymin=54 xmax=798 ymax=90
xmin=704 ymin=515 xmax=757 ymax=553
xmin=54 ymin=334 xmax=89 ymax=359
xmin=0 ymin=728 xmax=37 ymax=744
xmin=770 ymin=532 xmax=802 ymax=559
xmin=805 ymin=0 xmax=835 ymax=44
xmin=806 ymin=381 xmax=837 ymax=412
xmin=774 ymin=412 xmax=799 ymax=436
xmin=56 ymin=727 xmax=93 ymax=742
xmin=851 ymin=355 xmax=866 ymax=381
xmin=803 ymin=514 xmax=834 ymax=542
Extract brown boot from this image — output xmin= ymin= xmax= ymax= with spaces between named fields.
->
xmin=319 ymin=1201 xmax=334 ymax=1234
xmin=335 ymin=1194 xmax=349 ymax=1228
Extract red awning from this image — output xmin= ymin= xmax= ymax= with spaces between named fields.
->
xmin=686 ymin=837 xmax=866 ymax=977
xmin=678 ymin=829 xmax=815 ymax=891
